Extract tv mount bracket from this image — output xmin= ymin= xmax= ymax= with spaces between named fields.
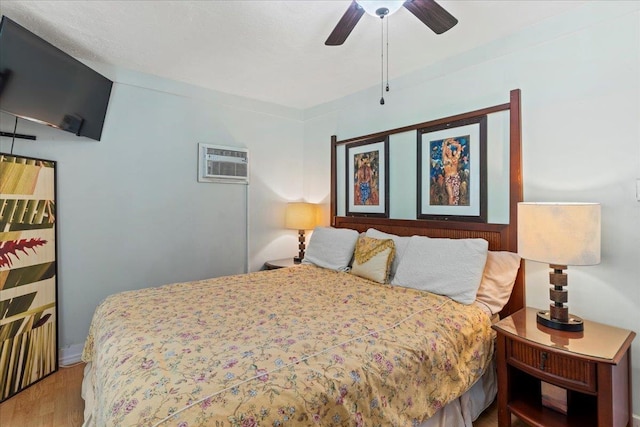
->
xmin=0 ymin=131 xmax=37 ymax=140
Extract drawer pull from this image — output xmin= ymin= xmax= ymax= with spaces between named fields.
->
xmin=540 ymin=352 xmax=548 ymax=370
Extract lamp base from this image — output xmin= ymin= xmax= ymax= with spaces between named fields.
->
xmin=297 ymin=230 xmax=306 ymax=263
xmin=537 ymin=310 xmax=584 ymax=332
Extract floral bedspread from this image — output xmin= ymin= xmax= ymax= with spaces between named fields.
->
xmin=82 ymin=265 xmax=493 ymax=427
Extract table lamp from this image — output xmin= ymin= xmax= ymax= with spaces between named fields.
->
xmin=285 ymin=202 xmax=319 ymax=263
xmin=517 ymin=202 xmax=601 ymax=332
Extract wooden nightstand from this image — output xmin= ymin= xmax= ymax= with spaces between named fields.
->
xmin=493 ymin=307 xmax=635 ymax=427
xmin=264 ymin=258 xmax=300 ymax=270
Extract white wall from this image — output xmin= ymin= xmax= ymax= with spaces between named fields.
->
xmin=303 ymin=1 xmax=640 ymax=415
xmin=0 ymin=69 xmax=305 ymax=353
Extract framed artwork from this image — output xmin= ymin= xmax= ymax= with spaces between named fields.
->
xmin=417 ymin=116 xmax=487 ymax=222
xmin=345 ymin=137 xmax=389 ymax=217
xmin=0 ymin=153 xmax=58 ymax=402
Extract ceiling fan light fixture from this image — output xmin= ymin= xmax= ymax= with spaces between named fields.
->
xmin=356 ymin=1 xmax=405 ymax=18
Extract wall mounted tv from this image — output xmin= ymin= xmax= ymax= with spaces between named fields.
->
xmin=0 ymin=16 xmax=112 ymax=141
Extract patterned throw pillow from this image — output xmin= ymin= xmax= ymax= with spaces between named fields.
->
xmin=350 ymin=236 xmax=396 ymax=284
xmin=365 ymin=228 xmax=410 ymax=281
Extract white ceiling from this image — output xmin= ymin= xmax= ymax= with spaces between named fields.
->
xmin=1 ymin=0 xmax=587 ymax=109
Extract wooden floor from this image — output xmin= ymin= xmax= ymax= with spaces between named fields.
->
xmin=0 ymin=363 xmax=527 ymax=426
xmin=0 ymin=363 xmax=85 ymax=427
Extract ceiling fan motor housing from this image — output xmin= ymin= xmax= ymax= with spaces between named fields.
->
xmin=325 ymin=0 xmax=458 ymax=46
xmin=376 ymin=7 xmax=390 ymax=18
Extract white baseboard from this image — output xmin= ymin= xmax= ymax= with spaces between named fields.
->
xmin=633 ymin=413 xmax=640 ymax=427
xmin=59 ymin=343 xmax=84 ymax=366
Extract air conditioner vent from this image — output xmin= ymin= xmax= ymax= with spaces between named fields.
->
xmin=198 ymin=143 xmax=249 ymax=184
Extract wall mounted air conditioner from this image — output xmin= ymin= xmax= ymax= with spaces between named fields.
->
xmin=198 ymin=143 xmax=249 ymax=184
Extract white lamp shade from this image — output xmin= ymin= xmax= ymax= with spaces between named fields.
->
xmin=356 ymin=1 xmax=405 ymax=17
xmin=517 ymin=202 xmax=601 ymax=266
xmin=285 ymin=202 xmax=318 ymax=230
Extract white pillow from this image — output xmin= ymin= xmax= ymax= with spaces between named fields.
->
xmin=302 ymin=227 xmax=359 ymax=271
xmin=391 ymin=236 xmax=489 ymax=304
xmin=365 ymin=228 xmax=410 ymax=280
xmin=475 ymin=251 xmax=521 ymax=315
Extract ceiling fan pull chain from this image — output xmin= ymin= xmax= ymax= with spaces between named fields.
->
xmin=386 ymin=16 xmax=390 ymax=93
xmin=380 ymin=15 xmax=385 ymax=105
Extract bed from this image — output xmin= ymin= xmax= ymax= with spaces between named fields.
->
xmin=81 ymin=90 xmax=524 ymax=427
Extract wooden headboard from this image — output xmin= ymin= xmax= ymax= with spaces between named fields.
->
xmin=330 ymin=89 xmax=524 ymax=319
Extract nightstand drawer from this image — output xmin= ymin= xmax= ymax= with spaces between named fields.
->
xmin=507 ymin=339 xmax=597 ymax=393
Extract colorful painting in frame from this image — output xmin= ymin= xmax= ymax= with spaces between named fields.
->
xmin=346 ymin=137 xmax=389 ymax=217
xmin=0 ymin=153 xmax=58 ymax=402
xmin=417 ymin=116 xmax=487 ymax=222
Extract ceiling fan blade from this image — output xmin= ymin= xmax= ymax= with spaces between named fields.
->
xmin=403 ymin=0 xmax=458 ymax=34
xmin=325 ymin=1 xmax=365 ymax=46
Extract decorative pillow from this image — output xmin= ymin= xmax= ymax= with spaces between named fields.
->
xmin=475 ymin=251 xmax=521 ymax=315
xmin=391 ymin=236 xmax=489 ymax=304
xmin=302 ymin=227 xmax=359 ymax=271
xmin=350 ymin=236 xmax=396 ymax=283
xmin=365 ymin=228 xmax=410 ymax=280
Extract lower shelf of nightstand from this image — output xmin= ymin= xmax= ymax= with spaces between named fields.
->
xmin=508 ymin=370 xmax=597 ymax=427
xmin=509 ymin=399 xmax=596 ymax=427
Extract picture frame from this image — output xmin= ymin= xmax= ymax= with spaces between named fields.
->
xmin=345 ymin=137 xmax=389 ymax=217
xmin=417 ymin=116 xmax=487 ymax=222
xmin=0 ymin=153 xmax=58 ymax=402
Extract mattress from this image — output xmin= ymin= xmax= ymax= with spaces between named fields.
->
xmin=81 ymin=265 xmax=494 ymax=426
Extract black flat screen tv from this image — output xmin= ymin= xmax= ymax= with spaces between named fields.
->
xmin=0 ymin=16 xmax=112 ymax=141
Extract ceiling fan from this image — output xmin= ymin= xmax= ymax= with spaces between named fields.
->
xmin=325 ymin=0 xmax=458 ymax=46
